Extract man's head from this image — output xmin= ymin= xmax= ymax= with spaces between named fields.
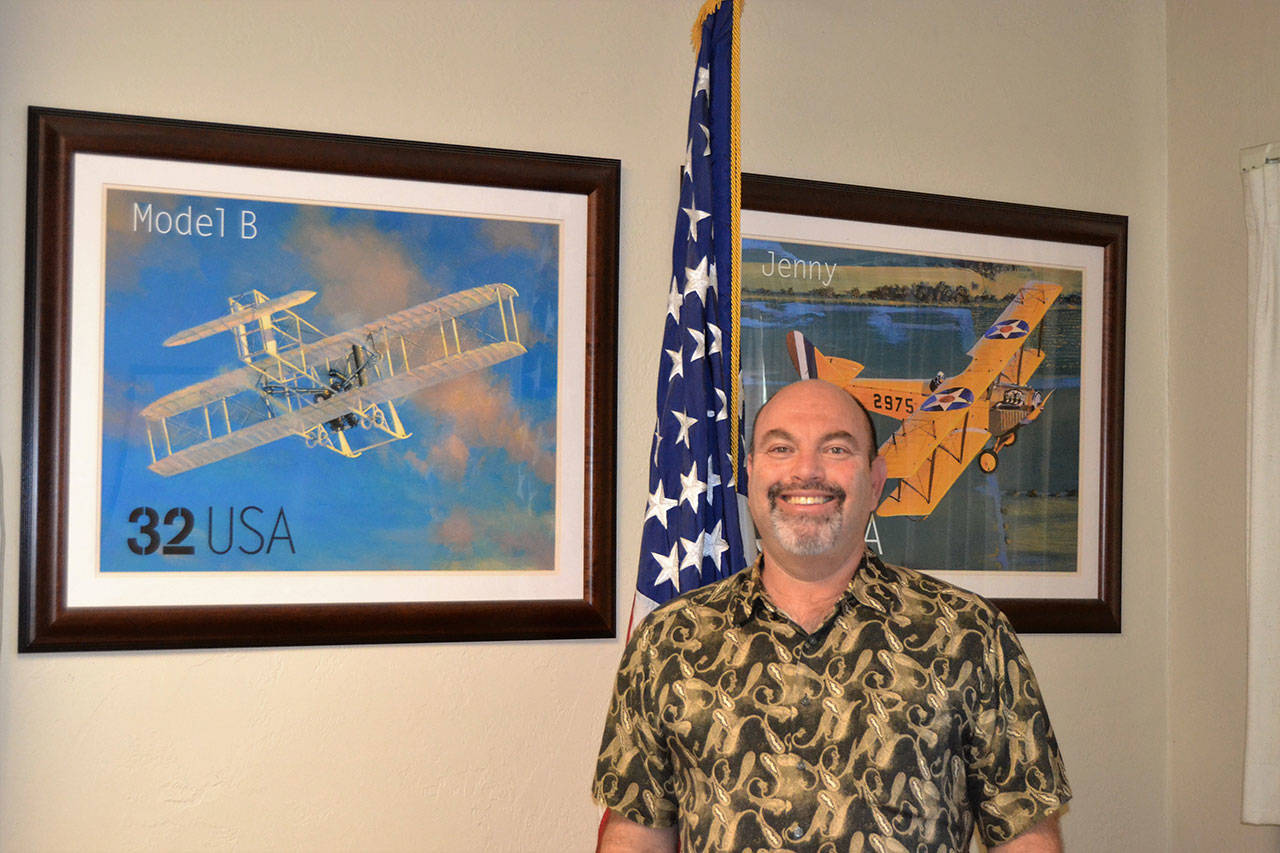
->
xmin=746 ymin=380 xmax=887 ymax=564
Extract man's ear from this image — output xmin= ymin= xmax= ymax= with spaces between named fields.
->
xmin=871 ymin=454 xmax=888 ymax=499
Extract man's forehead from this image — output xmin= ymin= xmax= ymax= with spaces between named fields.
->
xmin=751 ymin=380 xmax=877 ymax=451
xmin=755 ymin=425 xmax=859 ymax=445
xmin=755 ymin=384 xmax=863 ymax=427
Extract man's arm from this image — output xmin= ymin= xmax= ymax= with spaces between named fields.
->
xmin=596 ymin=810 xmax=678 ymax=853
xmin=989 ymin=814 xmax=1063 ymax=853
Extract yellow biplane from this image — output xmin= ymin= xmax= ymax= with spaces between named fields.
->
xmin=140 ymin=283 xmax=525 ymax=476
xmin=787 ymin=280 xmax=1062 ymax=518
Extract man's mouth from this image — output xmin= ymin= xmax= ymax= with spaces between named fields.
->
xmin=767 ymin=480 xmax=845 ymax=509
xmin=782 ymin=494 xmax=833 ymax=505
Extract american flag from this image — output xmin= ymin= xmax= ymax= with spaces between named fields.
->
xmin=629 ymin=0 xmax=748 ymax=631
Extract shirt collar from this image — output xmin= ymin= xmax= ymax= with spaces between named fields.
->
xmin=728 ymin=549 xmax=899 ymax=627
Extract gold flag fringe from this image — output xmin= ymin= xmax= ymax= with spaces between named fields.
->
xmin=690 ymin=0 xmax=745 ymax=480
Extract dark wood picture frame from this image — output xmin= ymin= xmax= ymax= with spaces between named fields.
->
xmin=742 ymin=173 xmax=1124 ymax=633
xmin=20 ymin=106 xmax=619 ymax=651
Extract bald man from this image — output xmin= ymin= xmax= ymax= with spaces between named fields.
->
xmin=594 ymin=380 xmax=1070 ymax=852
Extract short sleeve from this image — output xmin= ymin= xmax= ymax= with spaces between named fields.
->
xmin=591 ymin=621 xmax=679 ymax=828
xmin=965 ymin=610 xmax=1072 ymax=846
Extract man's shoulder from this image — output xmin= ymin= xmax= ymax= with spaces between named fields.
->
xmin=869 ymin=557 xmax=1007 ymax=631
xmin=634 ymin=569 xmax=747 ymax=635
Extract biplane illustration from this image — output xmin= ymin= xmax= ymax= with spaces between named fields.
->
xmin=787 ymin=280 xmax=1062 ymax=518
xmin=140 ymin=284 xmax=526 ymax=476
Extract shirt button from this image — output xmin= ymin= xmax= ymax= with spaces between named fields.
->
xmin=786 ymin=823 xmax=804 ymax=841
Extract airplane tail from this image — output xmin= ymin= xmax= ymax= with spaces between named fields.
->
xmin=786 ymin=330 xmax=865 ymax=386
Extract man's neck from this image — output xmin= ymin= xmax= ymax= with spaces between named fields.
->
xmin=759 ymin=549 xmax=865 ymax=634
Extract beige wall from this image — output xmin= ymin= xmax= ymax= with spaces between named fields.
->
xmin=1167 ymin=1 xmax=1280 ymax=851
xmin=0 ymin=0 xmax=1264 ymax=850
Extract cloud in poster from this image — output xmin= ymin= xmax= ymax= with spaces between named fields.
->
xmin=286 ymin=209 xmax=441 ymax=328
xmin=429 ymin=503 xmax=556 ymax=571
xmin=481 ymin=219 xmax=545 ymax=255
xmin=405 ymin=434 xmax=471 ymax=482
xmin=415 ymin=372 xmax=556 ymax=485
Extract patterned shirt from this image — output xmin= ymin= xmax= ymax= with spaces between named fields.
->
xmin=593 ymin=553 xmax=1070 ymax=853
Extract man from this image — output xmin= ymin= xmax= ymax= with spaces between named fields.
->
xmin=594 ymin=379 xmax=1070 ymax=852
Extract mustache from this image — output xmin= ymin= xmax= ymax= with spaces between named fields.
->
xmin=766 ymin=478 xmax=846 ymax=507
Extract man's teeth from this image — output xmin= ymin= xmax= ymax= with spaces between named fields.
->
xmin=784 ymin=495 xmax=831 ymax=505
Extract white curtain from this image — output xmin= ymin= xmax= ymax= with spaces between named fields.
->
xmin=1243 ymin=160 xmax=1280 ymax=825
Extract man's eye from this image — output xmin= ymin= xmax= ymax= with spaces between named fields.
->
xmin=826 ymin=446 xmax=851 ymax=455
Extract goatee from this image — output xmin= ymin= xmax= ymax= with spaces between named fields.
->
xmin=765 ymin=479 xmax=847 ymax=556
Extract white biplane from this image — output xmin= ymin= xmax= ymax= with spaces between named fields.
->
xmin=140 ymin=283 xmax=525 ymax=476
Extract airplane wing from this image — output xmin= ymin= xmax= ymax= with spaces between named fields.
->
xmin=142 ymin=283 xmax=520 ymax=419
xmin=149 ymin=339 xmax=525 ymax=475
xmin=288 ymin=283 xmax=520 ymax=368
xmin=163 ymin=290 xmax=317 ymax=347
xmin=876 ymin=389 xmax=975 ymax=478
xmin=141 ymin=364 xmax=264 ymax=420
xmin=953 ymin=281 xmax=1061 ymax=394
xmin=876 ymin=424 xmax=992 ymax=517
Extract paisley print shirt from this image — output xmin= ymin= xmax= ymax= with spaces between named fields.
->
xmin=593 ymin=554 xmax=1070 ymax=853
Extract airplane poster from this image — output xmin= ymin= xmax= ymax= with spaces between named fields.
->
xmin=60 ymin=151 xmax=594 ymax=610
xmin=739 ymin=189 xmax=1123 ymax=620
xmin=21 ymin=110 xmax=618 ymax=650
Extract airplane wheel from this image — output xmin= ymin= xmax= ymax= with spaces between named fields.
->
xmin=978 ymin=450 xmax=999 ymax=473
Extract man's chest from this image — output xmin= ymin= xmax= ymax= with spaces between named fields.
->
xmin=648 ymin=617 xmax=981 ymax=850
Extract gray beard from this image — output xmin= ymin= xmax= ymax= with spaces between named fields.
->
xmin=766 ymin=480 xmax=846 ymax=556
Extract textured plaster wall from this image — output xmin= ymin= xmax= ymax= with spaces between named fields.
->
xmin=0 ymin=1 xmax=1178 ymax=850
xmin=1167 ymin=1 xmax=1280 ymax=850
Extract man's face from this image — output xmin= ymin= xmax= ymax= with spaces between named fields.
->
xmin=746 ymin=381 xmax=887 ymax=562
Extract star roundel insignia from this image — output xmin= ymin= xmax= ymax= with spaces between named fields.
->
xmin=921 ymin=386 xmax=975 ymax=412
xmin=984 ymin=318 xmax=1031 ymax=340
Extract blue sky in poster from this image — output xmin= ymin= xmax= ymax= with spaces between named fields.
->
xmin=99 ymin=188 xmax=560 ymax=573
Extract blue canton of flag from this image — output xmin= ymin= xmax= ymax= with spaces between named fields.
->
xmin=630 ymin=0 xmax=748 ymax=631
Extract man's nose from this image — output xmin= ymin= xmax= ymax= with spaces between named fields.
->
xmin=791 ymin=446 xmax=825 ymax=479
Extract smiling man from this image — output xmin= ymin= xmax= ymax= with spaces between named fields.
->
xmin=594 ymin=379 xmax=1071 ymax=853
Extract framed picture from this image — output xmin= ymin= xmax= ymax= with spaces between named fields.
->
xmin=20 ymin=107 xmax=619 ymax=651
xmin=740 ymin=174 xmax=1124 ymax=632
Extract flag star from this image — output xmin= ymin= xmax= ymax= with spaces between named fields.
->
xmin=667 ymin=275 xmax=683 ymax=322
xmin=684 ymin=256 xmax=711 ymax=306
xmin=682 ymin=202 xmax=711 ymax=242
xmin=673 ymin=410 xmax=698 ymax=449
xmin=644 ymin=480 xmax=678 ymax=528
xmin=687 ymin=328 xmax=706 ymax=362
xmin=680 ymin=532 xmax=705 ymax=574
xmin=683 ymin=138 xmax=694 ymax=181
xmin=665 ymin=345 xmax=684 ymax=381
xmin=707 ymin=387 xmax=727 ymax=421
xmin=652 ymin=541 xmax=682 ymax=592
xmin=703 ymin=520 xmax=731 ymax=568
xmin=651 ymin=422 xmax=663 ymax=467
xmin=698 ymin=122 xmax=711 ymax=156
xmin=708 ymin=322 xmax=723 ymax=356
xmin=705 ymin=457 xmax=722 ymax=504
xmin=707 ymin=260 xmax=719 ymax=295
xmin=694 ymin=64 xmax=710 ymax=99
xmin=679 ymin=462 xmax=707 ymax=509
